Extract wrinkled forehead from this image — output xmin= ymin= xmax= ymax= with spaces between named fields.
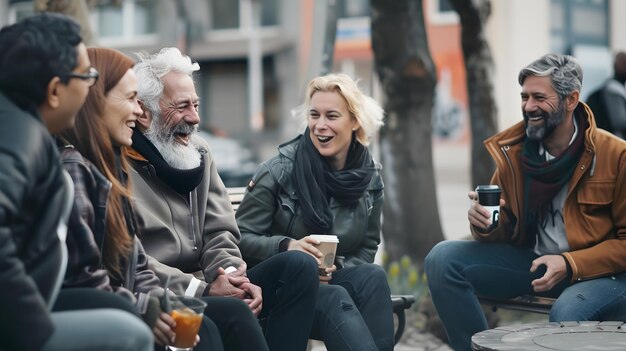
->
xmin=521 ymin=75 xmax=556 ymax=95
xmin=161 ymin=71 xmax=198 ymax=101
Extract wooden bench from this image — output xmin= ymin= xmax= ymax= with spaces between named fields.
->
xmin=226 ymin=187 xmax=416 ymax=345
xmin=478 ymin=295 xmax=555 ymax=315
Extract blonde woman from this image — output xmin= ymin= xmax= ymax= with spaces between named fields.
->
xmin=237 ymin=74 xmax=394 ymax=351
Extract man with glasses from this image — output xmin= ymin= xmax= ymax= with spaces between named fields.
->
xmin=0 ymin=13 xmax=153 ymax=351
xmin=65 ymin=66 xmax=100 ymax=86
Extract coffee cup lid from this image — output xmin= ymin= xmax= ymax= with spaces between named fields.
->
xmin=310 ymin=234 xmax=339 ymax=243
xmin=475 ymin=185 xmax=501 ymax=193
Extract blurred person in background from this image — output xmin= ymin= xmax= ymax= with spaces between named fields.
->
xmin=236 ymin=73 xmax=394 ymax=351
xmin=586 ymin=51 xmax=626 ymax=139
xmin=128 ymin=47 xmax=318 ymax=351
xmin=0 ymin=13 xmax=152 ymax=351
xmin=426 ymin=54 xmax=626 ymax=351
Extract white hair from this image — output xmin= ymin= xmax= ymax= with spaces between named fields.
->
xmin=134 ymin=47 xmax=202 ymax=170
xmin=133 ymin=47 xmax=200 ymax=118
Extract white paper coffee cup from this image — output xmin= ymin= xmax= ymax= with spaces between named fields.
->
xmin=310 ymin=234 xmax=339 ymax=269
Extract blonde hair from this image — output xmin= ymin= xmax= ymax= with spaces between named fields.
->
xmin=292 ymin=73 xmax=384 ymax=146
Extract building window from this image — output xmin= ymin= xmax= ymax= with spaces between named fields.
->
xmin=550 ymin=0 xmax=608 ymax=54
xmin=260 ymin=0 xmax=279 ymax=26
xmin=134 ymin=0 xmax=157 ymax=36
xmin=551 ymin=0 xmax=610 ymax=99
xmin=338 ymin=0 xmax=369 ymax=18
xmin=209 ymin=0 xmax=280 ymax=31
xmin=428 ymin=0 xmax=458 ymax=24
xmin=97 ymin=3 xmax=124 ymax=37
xmin=438 ymin=0 xmax=454 ymax=12
xmin=211 ymin=0 xmax=240 ymax=30
xmin=93 ymin=0 xmax=157 ymax=45
xmin=8 ymin=0 xmax=35 ymax=24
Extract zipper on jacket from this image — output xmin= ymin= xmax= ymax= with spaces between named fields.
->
xmin=189 ymin=192 xmax=198 ymax=251
xmin=282 ymin=197 xmax=297 ymax=236
xmin=501 ymin=145 xmax=522 ymax=221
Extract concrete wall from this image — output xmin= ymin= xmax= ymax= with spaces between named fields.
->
xmin=610 ymin=0 xmax=626 ymax=51
xmin=486 ymin=0 xmax=551 ymax=131
xmin=0 ymin=0 xmax=7 ymax=27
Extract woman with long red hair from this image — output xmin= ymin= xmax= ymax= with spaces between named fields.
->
xmin=56 ymin=47 xmax=216 ymax=350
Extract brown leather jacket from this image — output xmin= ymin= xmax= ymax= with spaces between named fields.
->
xmin=471 ymin=103 xmax=626 ymax=283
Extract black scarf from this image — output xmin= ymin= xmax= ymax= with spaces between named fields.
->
xmin=292 ymin=129 xmax=376 ymax=233
xmin=520 ymin=110 xmax=587 ymax=243
xmin=131 ymin=129 xmax=204 ymax=194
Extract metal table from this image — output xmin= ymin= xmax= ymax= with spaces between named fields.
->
xmin=472 ymin=321 xmax=626 ymax=350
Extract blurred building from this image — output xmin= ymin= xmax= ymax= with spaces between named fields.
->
xmin=1 ymin=0 xmax=625 ymax=148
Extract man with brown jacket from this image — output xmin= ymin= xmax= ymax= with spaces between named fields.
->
xmin=425 ymin=53 xmax=626 ymax=351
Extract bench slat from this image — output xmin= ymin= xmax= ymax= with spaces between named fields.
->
xmin=478 ymin=295 xmax=555 ymax=315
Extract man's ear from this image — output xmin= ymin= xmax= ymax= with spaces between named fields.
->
xmin=566 ymin=91 xmax=580 ymax=112
xmin=46 ymin=77 xmax=62 ymax=109
xmin=136 ymin=100 xmax=152 ymax=130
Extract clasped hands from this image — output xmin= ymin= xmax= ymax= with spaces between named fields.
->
xmin=208 ymin=263 xmax=263 ymax=316
xmin=467 ymin=191 xmax=568 ymax=292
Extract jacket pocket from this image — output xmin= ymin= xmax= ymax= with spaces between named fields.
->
xmin=577 ymin=181 xmax=614 ymax=205
xmin=576 ymin=181 xmax=614 ymax=235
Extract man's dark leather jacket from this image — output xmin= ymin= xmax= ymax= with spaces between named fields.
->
xmin=0 ymin=92 xmax=68 ymax=351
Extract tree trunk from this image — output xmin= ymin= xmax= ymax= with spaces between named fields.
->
xmin=449 ymin=0 xmax=497 ymax=186
xmin=370 ymin=0 xmax=443 ymax=263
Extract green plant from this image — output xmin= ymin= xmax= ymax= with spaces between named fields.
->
xmin=384 ymin=254 xmax=428 ymax=312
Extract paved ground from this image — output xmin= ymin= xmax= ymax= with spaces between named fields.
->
xmin=309 ymin=336 xmax=452 ymax=351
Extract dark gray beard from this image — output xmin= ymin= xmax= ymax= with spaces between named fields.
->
xmin=525 ymin=102 xmax=566 ymax=141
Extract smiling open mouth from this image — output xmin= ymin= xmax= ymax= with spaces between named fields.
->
xmin=175 ymin=133 xmax=191 ymax=145
xmin=317 ymin=135 xmax=333 ymax=143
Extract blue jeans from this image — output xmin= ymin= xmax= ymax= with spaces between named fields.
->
xmin=44 ymin=309 xmax=153 ymax=351
xmin=425 ymin=240 xmax=626 ymax=351
xmin=309 ymin=264 xmax=394 ymax=351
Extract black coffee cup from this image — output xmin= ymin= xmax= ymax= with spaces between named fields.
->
xmin=475 ymin=185 xmax=502 ymax=227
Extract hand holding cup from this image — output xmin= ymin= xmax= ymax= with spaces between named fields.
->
xmin=167 ymin=295 xmax=206 ymax=351
xmin=469 ymin=185 xmax=504 ymax=230
xmin=309 ymin=234 xmax=339 ymax=278
xmin=319 ymin=264 xmax=336 ymax=284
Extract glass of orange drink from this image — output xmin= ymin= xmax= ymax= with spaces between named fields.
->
xmin=167 ymin=296 xmax=207 ymax=351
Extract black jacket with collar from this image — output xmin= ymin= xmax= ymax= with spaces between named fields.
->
xmin=237 ymin=135 xmax=384 ymax=269
xmin=0 ymin=92 xmax=68 ymax=351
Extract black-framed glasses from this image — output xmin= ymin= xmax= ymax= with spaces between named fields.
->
xmin=65 ymin=66 xmax=99 ymax=87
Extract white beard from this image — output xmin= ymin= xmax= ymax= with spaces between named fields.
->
xmin=145 ymin=125 xmax=202 ymax=170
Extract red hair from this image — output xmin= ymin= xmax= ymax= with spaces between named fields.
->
xmin=60 ymin=47 xmax=134 ymax=276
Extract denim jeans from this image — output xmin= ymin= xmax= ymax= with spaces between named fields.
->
xmin=44 ymin=309 xmax=153 ymax=351
xmin=55 ymin=288 xmax=223 ymax=351
xmin=309 ymin=263 xmax=394 ymax=351
xmin=425 ymin=240 xmax=626 ymax=351
xmin=248 ymin=250 xmax=319 ymax=351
